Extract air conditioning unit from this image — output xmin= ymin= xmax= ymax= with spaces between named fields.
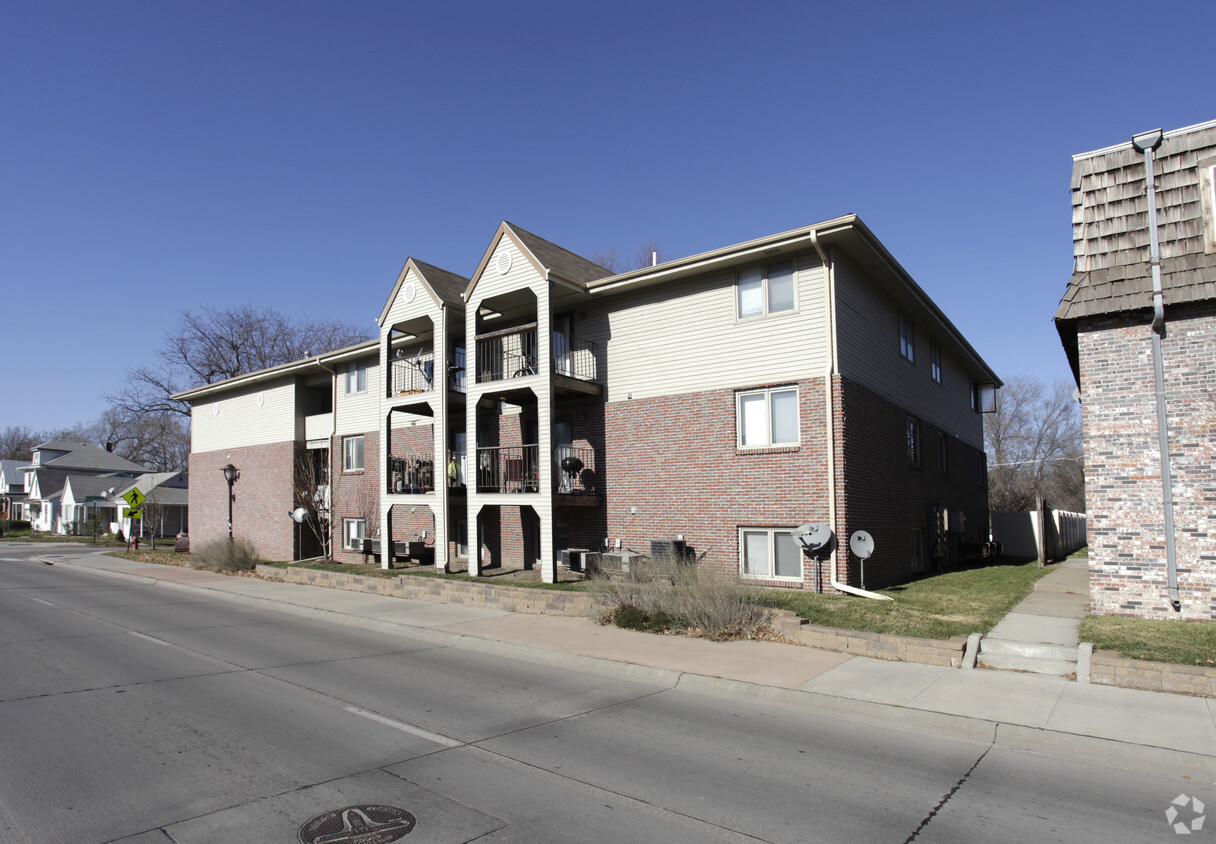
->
xmin=650 ymin=539 xmax=688 ymax=561
xmin=561 ymin=549 xmax=590 ymax=572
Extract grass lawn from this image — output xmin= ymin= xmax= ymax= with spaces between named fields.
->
xmin=1081 ymin=615 xmax=1216 ymax=667
xmin=757 ymin=557 xmax=1051 ymax=639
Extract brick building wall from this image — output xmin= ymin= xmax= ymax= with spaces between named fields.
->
xmin=188 ymin=442 xmax=297 ymax=562
xmin=600 ymin=378 xmax=830 ymax=584
xmin=836 ymin=376 xmax=990 ymax=590
xmin=331 ymin=430 xmax=381 ymax=564
xmin=1079 ymin=307 xmax=1216 ymax=620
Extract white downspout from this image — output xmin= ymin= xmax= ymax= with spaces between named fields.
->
xmin=812 ymin=232 xmax=892 ymax=601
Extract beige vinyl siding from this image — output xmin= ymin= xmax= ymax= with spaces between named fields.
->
xmin=334 ymin=356 xmax=381 ymax=436
xmin=382 ymin=266 xmax=429 ymax=328
xmin=192 ymin=380 xmax=297 ymax=453
xmin=591 ymin=252 xmax=827 ymax=400
xmin=472 ymin=238 xmax=544 ymax=302
xmin=833 ymin=255 xmax=982 ymax=446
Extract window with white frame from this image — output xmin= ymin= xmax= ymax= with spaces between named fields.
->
xmin=343 ymin=435 xmax=364 ymax=471
xmin=740 ymin=528 xmax=802 ymax=579
xmin=736 ymin=259 xmax=796 ymax=319
xmin=930 ymin=341 xmax=942 ymax=384
xmin=907 ymin=416 xmax=921 ymax=467
xmin=343 ymin=518 xmax=366 ymax=551
xmin=899 ymin=312 xmax=915 ymax=362
xmin=737 ymin=387 xmax=799 ymax=448
xmin=345 ymin=362 xmax=367 ymax=394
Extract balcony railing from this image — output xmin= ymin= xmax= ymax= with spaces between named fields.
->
xmin=389 ymin=454 xmax=434 ymax=494
xmin=474 ymin=445 xmax=601 ymax=495
xmin=475 ymin=327 xmax=599 ymax=385
xmin=555 ymin=445 xmax=598 ymax=495
xmin=390 ymin=349 xmax=466 ymax=395
xmin=477 ymin=445 xmax=540 ymax=493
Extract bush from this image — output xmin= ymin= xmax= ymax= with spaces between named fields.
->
xmin=1 ymin=519 xmax=32 ymax=535
xmin=189 ymin=537 xmax=260 ymax=572
xmin=589 ymin=553 xmax=774 ymax=641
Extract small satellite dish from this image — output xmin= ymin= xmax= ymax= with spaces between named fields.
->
xmin=849 ymin=530 xmax=875 ymax=560
xmin=793 ymin=523 xmax=834 ymax=553
xmin=292 ymin=507 xmax=310 ymax=523
xmin=396 ymin=348 xmax=407 ymax=359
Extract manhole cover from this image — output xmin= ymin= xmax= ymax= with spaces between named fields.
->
xmin=298 ymin=804 xmax=416 ymax=843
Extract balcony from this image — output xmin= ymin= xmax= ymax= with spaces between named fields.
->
xmin=474 ymin=445 xmax=601 ymax=497
xmin=390 ymin=349 xmax=466 ymax=396
xmin=389 ymin=454 xmax=434 ymax=494
xmin=475 ymin=327 xmax=599 ymax=387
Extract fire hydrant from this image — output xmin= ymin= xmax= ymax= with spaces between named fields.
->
xmin=133 ymin=537 xmax=140 ymax=550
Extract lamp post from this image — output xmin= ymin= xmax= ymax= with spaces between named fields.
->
xmin=222 ymin=464 xmax=239 ymax=542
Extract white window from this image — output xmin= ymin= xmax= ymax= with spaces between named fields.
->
xmin=737 ymin=387 xmax=799 ymax=448
xmin=899 ymin=312 xmax=915 ymax=362
xmin=740 ymin=528 xmax=802 ymax=580
xmin=345 ymin=363 xmax=367 ymax=394
xmin=343 ymin=435 xmax=364 ymax=471
xmin=930 ymin=341 xmax=942 ymax=384
xmin=343 ymin=518 xmax=366 ymax=551
xmin=737 ymin=259 xmax=796 ymax=319
xmin=907 ymin=416 xmax=921 ymax=467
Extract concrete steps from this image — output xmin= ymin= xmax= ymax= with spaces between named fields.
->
xmin=977 ymin=636 xmax=1078 ymax=677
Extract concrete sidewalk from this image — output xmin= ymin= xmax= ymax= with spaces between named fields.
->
xmin=978 ymin=557 xmax=1092 ymax=675
xmin=22 ymin=547 xmax=1216 ymax=780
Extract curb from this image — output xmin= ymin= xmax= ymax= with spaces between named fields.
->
xmin=31 ymin=555 xmax=1216 ymax=779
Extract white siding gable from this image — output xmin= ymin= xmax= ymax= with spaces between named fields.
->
xmin=192 ymin=379 xmax=298 ymax=453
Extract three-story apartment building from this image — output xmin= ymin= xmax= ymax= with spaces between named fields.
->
xmin=179 ymin=216 xmax=999 ymax=590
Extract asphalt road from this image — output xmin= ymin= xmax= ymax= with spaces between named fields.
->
xmin=0 ymin=547 xmax=1202 ymax=843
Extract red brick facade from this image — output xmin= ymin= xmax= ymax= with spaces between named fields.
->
xmin=1079 ymin=307 xmax=1216 ymax=620
xmin=188 ymin=442 xmax=297 ymax=562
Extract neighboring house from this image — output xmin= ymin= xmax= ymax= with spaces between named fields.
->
xmin=1 ymin=459 xmax=29 ymax=521
xmin=178 ymin=216 xmax=999 ymax=590
xmin=1055 ymin=118 xmax=1216 ymax=621
xmin=20 ymin=441 xmax=150 ymax=535
xmin=116 ymin=471 xmax=190 ymax=539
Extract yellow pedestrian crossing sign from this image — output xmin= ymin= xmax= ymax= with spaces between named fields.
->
xmin=122 ymin=488 xmax=146 ymax=509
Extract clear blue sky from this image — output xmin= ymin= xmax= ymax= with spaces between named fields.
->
xmin=3 ymin=0 xmax=1212 ymax=432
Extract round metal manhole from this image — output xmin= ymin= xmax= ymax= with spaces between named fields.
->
xmin=298 ymin=805 xmax=416 ymax=843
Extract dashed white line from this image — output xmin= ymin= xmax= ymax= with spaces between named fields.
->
xmin=27 ymin=596 xmax=57 ymax=606
xmin=344 ymin=706 xmax=465 ymax=748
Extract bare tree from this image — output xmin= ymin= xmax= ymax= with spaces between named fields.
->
xmin=589 ymin=242 xmax=672 ymax=273
xmin=88 ymin=408 xmax=190 ymax=472
xmin=985 ymin=375 xmax=1084 ymax=513
xmin=108 ymin=305 xmax=373 ymax=421
xmin=0 ymin=426 xmax=41 ymax=461
xmin=293 ymin=448 xmax=331 ymax=560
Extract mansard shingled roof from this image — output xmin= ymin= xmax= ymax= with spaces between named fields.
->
xmin=1055 ymin=119 xmax=1216 ymax=323
xmin=506 ymin=221 xmax=613 ymax=287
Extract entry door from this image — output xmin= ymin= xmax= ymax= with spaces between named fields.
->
xmin=553 ymin=313 xmax=573 ymax=376
xmin=554 ymin=419 xmax=573 ymax=491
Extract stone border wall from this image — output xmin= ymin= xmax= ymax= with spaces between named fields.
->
xmin=258 ymin=565 xmax=594 ymax=617
xmin=773 ymin=611 xmax=967 ymax=667
xmin=1090 ymin=651 xmax=1216 ymax=697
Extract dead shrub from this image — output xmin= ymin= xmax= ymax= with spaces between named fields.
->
xmin=189 ymin=537 xmax=260 ymax=572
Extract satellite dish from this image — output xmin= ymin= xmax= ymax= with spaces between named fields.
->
xmin=849 ymin=530 xmax=875 ymax=560
xmin=292 ymin=507 xmax=310 ymax=523
xmin=396 ymin=348 xmax=407 ymax=359
xmin=793 ymin=523 xmax=834 ymax=553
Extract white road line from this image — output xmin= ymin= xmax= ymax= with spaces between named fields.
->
xmin=1 ymin=557 xmax=22 ymax=561
xmin=28 ymin=596 xmax=57 ymax=606
xmin=344 ymin=706 xmax=465 ymax=748
xmin=129 ymin=631 xmax=175 ymax=647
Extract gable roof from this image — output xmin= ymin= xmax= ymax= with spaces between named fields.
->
xmin=63 ymin=475 xmax=128 ymax=503
xmin=1055 ymin=119 xmax=1216 ymax=378
xmin=0 ymin=459 xmax=24 ymax=488
xmin=377 ymin=258 xmax=470 ymax=325
xmin=466 ymin=221 xmax=613 ymax=300
xmin=33 ymin=441 xmax=150 ymax=474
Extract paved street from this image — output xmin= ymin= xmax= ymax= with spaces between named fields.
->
xmin=0 ymin=547 xmax=1208 ymax=842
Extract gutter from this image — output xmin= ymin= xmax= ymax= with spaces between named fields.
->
xmin=1132 ymin=128 xmax=1181 ymax=613
xmin=816 ymin=234 xmax=891 ymax=602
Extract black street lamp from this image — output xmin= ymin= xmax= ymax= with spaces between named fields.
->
xmin=222 ymin=464 xmax=239 ymax=542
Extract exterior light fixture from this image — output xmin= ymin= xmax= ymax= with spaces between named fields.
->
xmin=222 ymin=464 xmax=239 ymax=542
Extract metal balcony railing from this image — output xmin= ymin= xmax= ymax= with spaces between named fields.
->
xmin=390 ymin=349 xmax=466 ymax=395
xmin=476 ymin=445 xmax=540 ymax=493
xmin=389 ymin=454 xmax=434 ymax=494
xmin=555 ymin=445 xmax=598 ymax=495
xmin=475 ymin=327 xmax=599 ymax=385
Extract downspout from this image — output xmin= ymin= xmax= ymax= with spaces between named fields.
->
xmin=1132 ymin=129 xmax=1181 ymax=612
xmin=812 ymin=231 xmax=892 ymax=601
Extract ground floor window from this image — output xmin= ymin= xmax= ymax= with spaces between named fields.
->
xmin=740 ymin=528 xmax=802 ymax=580
xmin=343 ymin=518 xmax=366 ymax=551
